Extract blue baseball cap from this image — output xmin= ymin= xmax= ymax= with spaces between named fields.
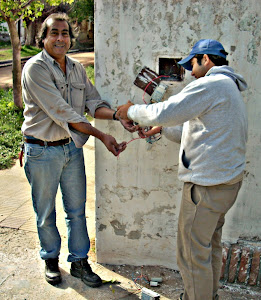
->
xmin=178 ymin=39 xmax=227 ymax=71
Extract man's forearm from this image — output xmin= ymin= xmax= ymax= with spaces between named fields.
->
xmin=94 ymin=107 xmax=116 ymax=120
xmin=69 ymin=122 xmax=105 ymax=142
xmin=93 ymin=105 xmax=138 ymax=133
xmin=69 ymin=121 xmax=127 ymax=156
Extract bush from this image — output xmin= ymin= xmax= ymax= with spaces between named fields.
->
xmin=0 ymin=41 xmax=11 ymax=49
xmin=85 ymin=65 xmax=94 ymax=121
xmin=0 ymin=89 xmax=24 ymax=169
xmin=86 ymin=65 xmax=95 ymax=84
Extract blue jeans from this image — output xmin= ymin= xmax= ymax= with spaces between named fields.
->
xmin=24 ymin=138 xmax=90 ymax=262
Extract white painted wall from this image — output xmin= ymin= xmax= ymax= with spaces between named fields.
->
xmin=94 ymin=0 xmax=261 ymax=269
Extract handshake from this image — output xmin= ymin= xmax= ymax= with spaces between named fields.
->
xmin=116 ymin=100 xmax=162 ymax=139
xmin=116 ymin=100 xmax=134 ymax=121
xmin=107 ymin=100 xmax=162 ymax=157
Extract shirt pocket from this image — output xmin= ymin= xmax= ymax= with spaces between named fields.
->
xmin=55 ymin=81 xmax=68 ymax=99
xmin=70 ymin=82 xmax=85 ymax=115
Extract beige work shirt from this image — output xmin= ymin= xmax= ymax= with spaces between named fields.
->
xmin=21 ymin=49 xmax=110 ymax=148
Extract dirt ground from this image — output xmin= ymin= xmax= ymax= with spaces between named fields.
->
xmin=1 ymin=226 xmax=261 ymax=300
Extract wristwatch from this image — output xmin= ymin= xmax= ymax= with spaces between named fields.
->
xmin=113 ymin=111 xmax=118 ymax=120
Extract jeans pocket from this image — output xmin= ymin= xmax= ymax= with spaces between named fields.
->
xmin=26 ymin=144 xmax=45 ymax=158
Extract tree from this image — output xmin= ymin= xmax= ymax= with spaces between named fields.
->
xmin=0 ymin=0 xmax=74 ymax=109
xmin=24 ymin=2 xmax=71 ymax=46
xmin=68 ymin=0 xmax=94 ymax=23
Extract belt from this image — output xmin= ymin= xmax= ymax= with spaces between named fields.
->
xmin=24 ymin=137 xmax=71 ymax=146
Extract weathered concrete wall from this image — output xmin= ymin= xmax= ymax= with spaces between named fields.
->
xmin=94 ymin=0 xmax=261 ymax=269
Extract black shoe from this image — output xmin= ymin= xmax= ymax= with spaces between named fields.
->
xmin=45 ymin=258 xmax=61 ymax=285
xmin=70 ymin=258 xmax=102 ymax=288
xmin=178 ymin=292 xmax=218 ymax=300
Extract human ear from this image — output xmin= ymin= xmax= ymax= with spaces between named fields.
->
xmin=203 ymin=54 xmax=209 ymax=64
xmin=203 ymin=54 xmax=214 ymax=68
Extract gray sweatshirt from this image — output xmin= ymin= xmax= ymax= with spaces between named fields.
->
xmin=128 ymin=66 xmax=248 ymax=186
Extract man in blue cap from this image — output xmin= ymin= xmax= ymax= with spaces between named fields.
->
xmin=178 ymin=39 xmax=228 ymax=71
xmin=116 ymin=39 xmax=248 ymax=300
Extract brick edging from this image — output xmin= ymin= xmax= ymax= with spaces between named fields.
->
xmin=220 ymin=242 xmax=261 ymax=286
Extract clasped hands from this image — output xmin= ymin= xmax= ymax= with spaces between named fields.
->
xmin=116 ymin=100 xmax=134 ymax=120
xmin=116 ymin=100 xmax=162 ymax=139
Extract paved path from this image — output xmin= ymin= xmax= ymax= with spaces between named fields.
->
xmin=0 ymin=51 xmax=94 ymax=88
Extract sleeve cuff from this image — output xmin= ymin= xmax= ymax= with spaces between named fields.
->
xmin=127 ymin=105 xmax=134 ymax=120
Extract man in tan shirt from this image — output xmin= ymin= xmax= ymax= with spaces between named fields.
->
xmin=21 ymin=13 xmax=136 ymax=287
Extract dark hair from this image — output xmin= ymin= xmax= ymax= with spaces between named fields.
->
xmin=37 ymin=13 xmax=75 ymax=49
xmin=194 ymin=51 xmax=229 ymax=66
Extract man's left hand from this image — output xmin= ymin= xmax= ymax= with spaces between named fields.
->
xmin=138 ymin=126 xmax=162 ymax=137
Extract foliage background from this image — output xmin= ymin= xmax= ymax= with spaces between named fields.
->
xmin=0 ymin=89 xmax=24 ymax=169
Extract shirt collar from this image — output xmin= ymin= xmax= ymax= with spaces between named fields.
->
xmin=42 ymin=49 xmax=75 ymax=71
xmin=42 ymin=48 xmax=56 ymax=64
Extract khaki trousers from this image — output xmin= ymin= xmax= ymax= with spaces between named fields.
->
xmin=177 ymin=181 xmax=242 ymax=300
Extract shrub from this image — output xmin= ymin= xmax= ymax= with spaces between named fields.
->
xmin=0 ymin=89 xmax=24 ymax=169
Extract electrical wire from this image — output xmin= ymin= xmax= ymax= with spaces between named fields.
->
xmin=117 ymin=74 xmax=170 ymax=157
xmin=142 ymin=75 xmax=170 ymax=104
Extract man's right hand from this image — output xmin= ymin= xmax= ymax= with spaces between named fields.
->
xmin=101 ymin=134 xmax=127 ymax=156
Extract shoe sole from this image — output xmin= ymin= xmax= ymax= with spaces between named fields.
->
xmin=70 ymin=270 xmax=102 ymax=288
xmin=45 ymin=275 xmax=62 ymax=285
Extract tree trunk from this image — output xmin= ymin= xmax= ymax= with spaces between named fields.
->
xmin=7 ymin=18 xmax=23 ymax=109
xmin=25 ymin=20 xmax=36 ymax=46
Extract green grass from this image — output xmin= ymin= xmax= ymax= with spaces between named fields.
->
xmin=0 ymin=89 xmax=24 ymax=169
xmin=21 ymin=45 xmax=41 ymax=58
xmin=0 ymin=45 xmax=41 ymax=61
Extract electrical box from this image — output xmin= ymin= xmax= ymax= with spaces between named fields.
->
xmin=150 ymin=82 xmax=168 ymax=103
xmin=133 ymin=66 xmax=169 ymax=104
